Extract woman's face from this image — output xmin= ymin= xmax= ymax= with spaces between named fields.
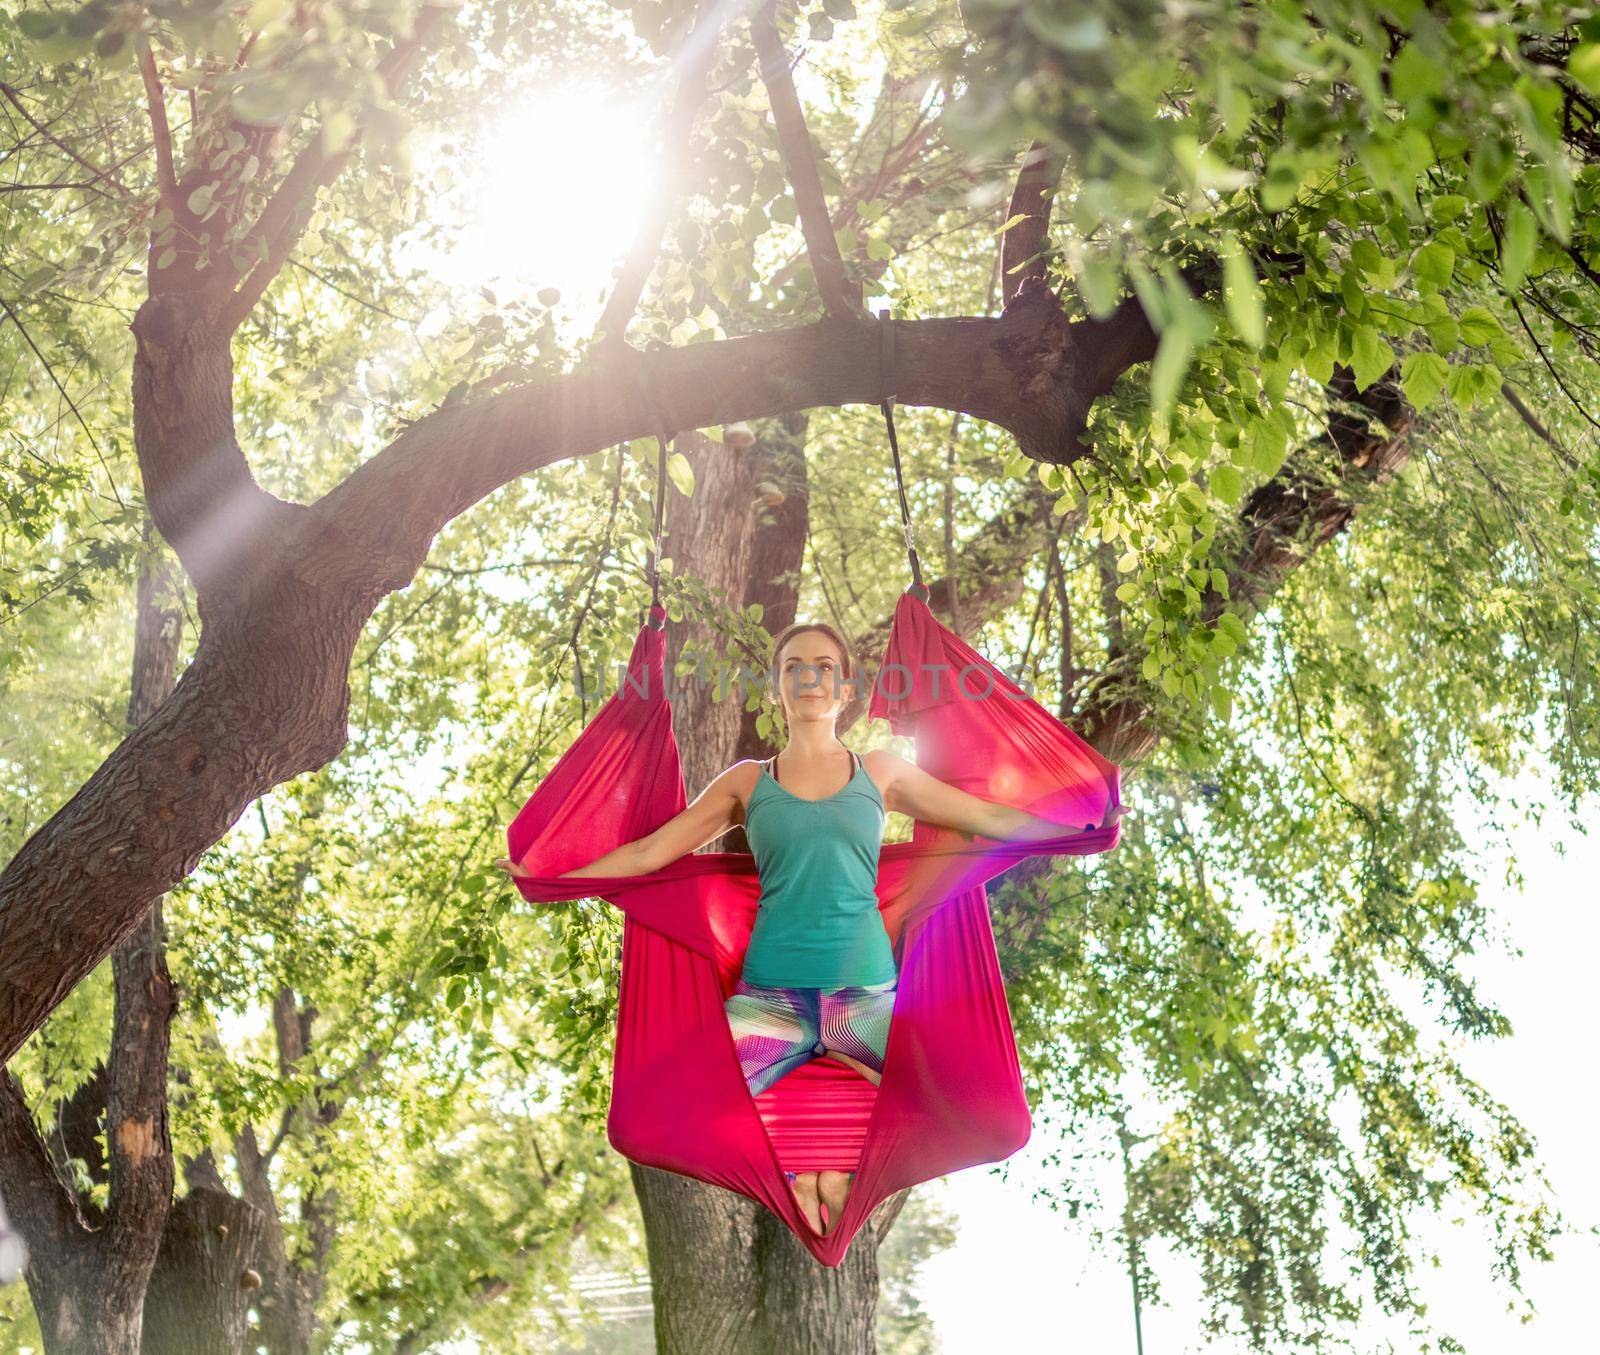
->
xmin=775 ymin=632 xmax=850 ymax=724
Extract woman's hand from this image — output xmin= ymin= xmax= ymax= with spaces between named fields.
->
xmin=493 ymin=857 xmax=533 ymax=879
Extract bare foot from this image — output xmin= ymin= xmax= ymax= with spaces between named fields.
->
xmin=492 ymin=857 xmax=532 ymax=879
xmin=818 ymin=1170 xmax=851 ymax=1234
xmin=792 ymin=1172 xmax=824 ymax=1234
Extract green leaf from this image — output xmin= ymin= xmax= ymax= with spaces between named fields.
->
xmin=1570 ymin=44 xmax=1600 ymax=95
xmin=1302 ymin=331 xmax=1337 ymax=385
xmin=1150 ymin=329 xmax=1193 ymax=424
xmin=1344 ymin=238 xmax=1395 ymax=286
xmin=536 ymin=287 xmax=560 ymax=307
xmin=1500 ymin=203 xmax=1538 ymax=289
xmin=1424 ymin=315 xmax=1459 ymax=356
xmin=1466 ymin=136 xmax=1515 ymax=203
xmin=1076 ymin=251 xmax=1119 ymax=318
xmin=187 ymin=184 xmax=214 ymax=216
xmin=155 ymin=247 xmax=177 ymax=270
xmin=1217 ymin=611 xmax=1249 ymax=644
xmin=1410 ymin=242 xmax=1455 ymax=291
xmin=1223 ymin=242 xmax=1265 ymax=348
xmin=665 ymin=451 xmax=695 ymax=497
xmin=1210 ymin=464 xmax=1243 ymax=504
xmin=822 ymin=0 xmax=855 ymax=19
xmin=1400 ymin=351 xmax=1450 ymax=409
xmin=1256 ymin=418 xmax=1293 ymax=477
xmin=1457 ymin=306 xmax=1502 ymax=345
xmin=1349 ymin=325 xmax=1394 ymax=392
xmin=1390 ymin=43 xmax=1444 ymax=106
xmin=1259 ymin=154 xmax=1301 ymax=211
xmin=1349 ymin=239 xmax=1383 ymax=278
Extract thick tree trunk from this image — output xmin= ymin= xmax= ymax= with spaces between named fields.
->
xmin=752 ymin=1207 xmax=884 ymax=1354
xmin=22 ymin=1279 xmax=144 ymax=1355
xmin=142 ymin=1187 xmax=270 ymax=1355
xmin=631 ymin=415 xmax=898 ymax=1352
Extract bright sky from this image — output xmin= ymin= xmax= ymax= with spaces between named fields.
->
xmin=409 ymin=26 xmax=891 ymax=332
xmin=431 ymin=84 xmax=660 ymax=313
xmin=917 ymin=759 xmax=1598 ymax=1353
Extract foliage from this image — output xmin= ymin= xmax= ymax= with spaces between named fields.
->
xmin=3 ymin=0 xmax=1599 ymax=1348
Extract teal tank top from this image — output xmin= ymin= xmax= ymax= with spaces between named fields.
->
xmin=740 ymin=749 xmax=896 ymax=989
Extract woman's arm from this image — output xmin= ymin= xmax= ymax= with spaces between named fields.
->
xmin=869 ymin=749 xmax=1090 ymax=842
xmin=495 ymin=761 xmax=756 ymax=879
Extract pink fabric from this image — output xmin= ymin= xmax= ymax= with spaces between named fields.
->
xmin=508 ymin=588 xmax=1121 ymax=1264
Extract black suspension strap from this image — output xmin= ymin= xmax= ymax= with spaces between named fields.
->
xmin=878 ymin=309 xmax=928 ymax=602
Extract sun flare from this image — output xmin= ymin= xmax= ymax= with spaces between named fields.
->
xmin=450 ymin=85 xmax=657 ymax=309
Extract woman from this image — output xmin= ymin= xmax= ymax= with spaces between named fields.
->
xmin=499 ymin=620 xmax=1072 ymax=1237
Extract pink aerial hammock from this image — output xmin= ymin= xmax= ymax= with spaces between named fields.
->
xmin=506 ymin=353 xmax=1123 ymax=1265
xmin=507 ymin=591 xmax=1121 ymax=1263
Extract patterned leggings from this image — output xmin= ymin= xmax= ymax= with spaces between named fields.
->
xmin=724 ymin=977 xmax=897 ymax=1099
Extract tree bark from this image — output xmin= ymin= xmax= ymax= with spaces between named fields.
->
xmin=142 ymin=1187 xmax=270 ymax=1355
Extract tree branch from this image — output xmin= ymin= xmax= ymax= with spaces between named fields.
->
xmin=222 ymin=5 xmax=450 ymax=330
xmin=312 ymin=304 xmax=1134 ymax=594
xmin=594 ymin=0 xmax=730 ymax=346
xmin=1500 ymin=381 xmax=1581 ymax=471
xmin=1000 ymin=140 xmax=1061 ymax=305
xmin=0 ymin=1073 xmax=92 ymax=1275
xmin=749 ymin=1 xmax=861 ymax=318
xmin=2 ymin=298 xmax=1169 ymax=1062
xmin=136 ymin=37 xmax=177 ymax=203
